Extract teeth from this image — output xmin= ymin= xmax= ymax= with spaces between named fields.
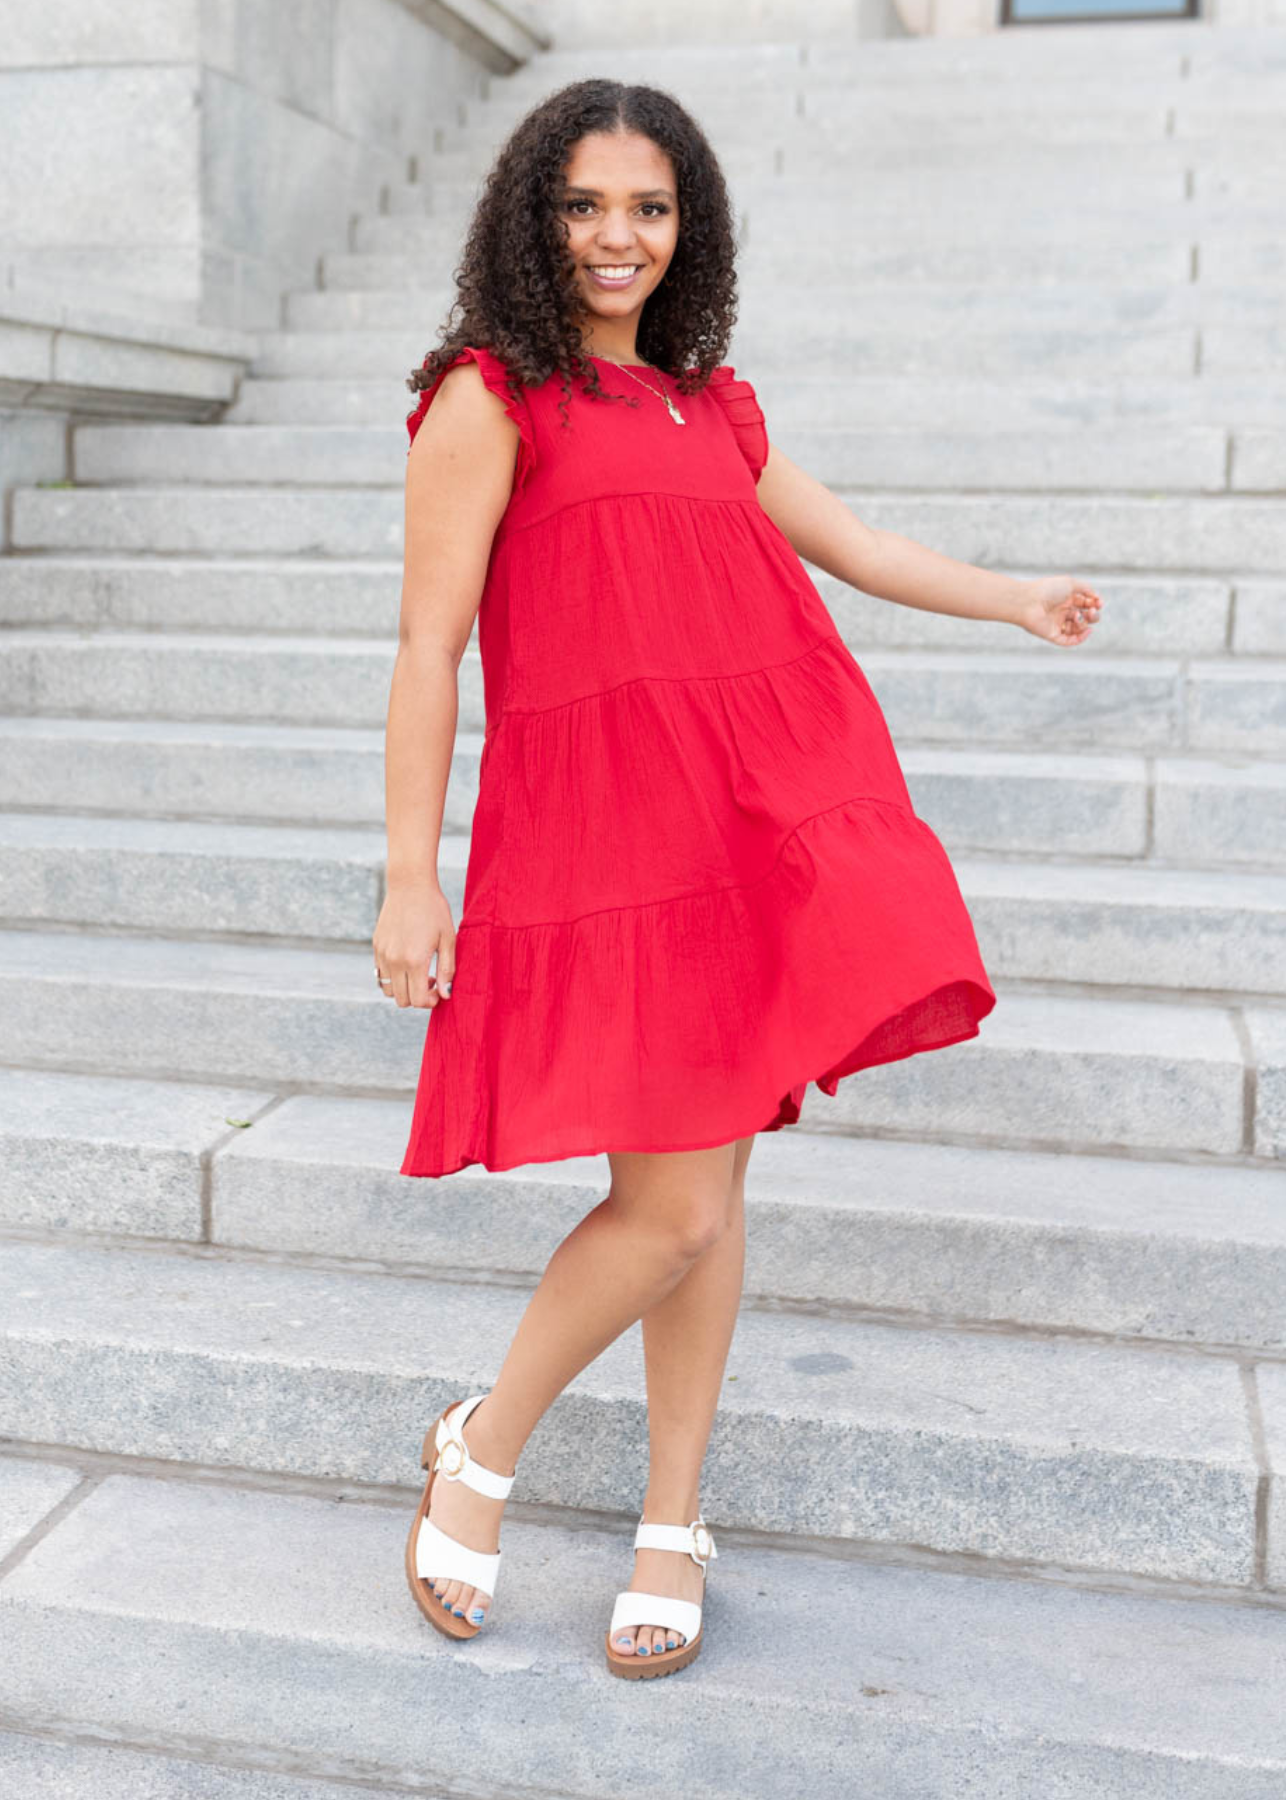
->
xmin=590 ymin=265 xmax=639 ymax=277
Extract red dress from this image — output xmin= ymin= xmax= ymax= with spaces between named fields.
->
xmin=398 ymin=345 xmax=996 ymax=1177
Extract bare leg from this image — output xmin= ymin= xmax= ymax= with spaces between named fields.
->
xmin=610 ymin=1132 xmax=754 ymax=1657
xmin=424 ymin=1138 xmax=741 ymax=1624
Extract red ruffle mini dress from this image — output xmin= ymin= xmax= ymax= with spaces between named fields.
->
xmin=398 ymin=345 xmax=996 ymax=1177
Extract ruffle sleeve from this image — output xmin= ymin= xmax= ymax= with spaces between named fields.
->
xmin=706 ymin=364 xmax=769 ymax=483
xmin=405 ymin=345 xmax=536 ymax=496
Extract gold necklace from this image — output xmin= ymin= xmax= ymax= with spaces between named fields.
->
xmin=598 ymin=355 xmax=686 ymax=425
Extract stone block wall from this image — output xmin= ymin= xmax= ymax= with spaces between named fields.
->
xmin=0 ymin=0 xmax=537 ymax=331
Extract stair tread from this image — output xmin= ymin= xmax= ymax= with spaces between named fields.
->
xmin=0 ymin=1454 xmax=1281 ymax=1798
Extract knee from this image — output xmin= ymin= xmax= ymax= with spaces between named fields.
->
xmin=666 ymin=1202 xmax=731 ymax=1265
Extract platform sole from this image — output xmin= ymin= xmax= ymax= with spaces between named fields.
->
xmin=405 ymin=1406 xmax=483 ymax=1641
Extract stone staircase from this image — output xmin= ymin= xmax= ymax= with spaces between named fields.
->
xmin=2 ymin=17 xmax=1285 ymax=1796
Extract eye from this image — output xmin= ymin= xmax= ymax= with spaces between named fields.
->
xmin=562 ymin=200 xmax=670 ymax=218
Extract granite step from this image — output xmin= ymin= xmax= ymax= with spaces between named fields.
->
xmin=14 ymin=484 xmax=1286 ymax=573
xmin=0 ymin=716 xmax=1280 ymax=869
xmin=226 ymin=367 xmax=1286 ymax=433
xmin=0 ymin=555 xmax=1256 ymax=663
xmin=0 ymin=927 xmax=1271 ymax=1157
xmin=0 ymin=1242 xmax=1267 ymax=1582
xmin=1 ymin=1459 xmax=1282 ymax=1797
xmin=351 ymin=210 xmax=1286 ymax=288
xmin=4 ymin=1068 xmax=1282 ymax=1349
xmin=4 ymin=630 xmax=1283 ymax=760
xmin=249 ymin=321 xmax=1202 ymax=380
xmin=70 ymin=415 xmax=1251 ymax=496
xmin=288 ymin=277 xmax=1283 ymax=335
xmin=2 ymin=1456 xmax=1284 ymax=1798
xmin=0 ymin=810 xmax=1279 ymax=996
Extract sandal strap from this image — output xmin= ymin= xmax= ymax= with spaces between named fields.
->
xmin=433 ymin=1394 xmax=515 ymax=1500
xmin=633 ymin=1516 xmax=717 ymax=1568
xmin=414 ymin=1515 xmax=501 ymax=1598
xmin=609 ymin=1589 xmax=703 ymax=1642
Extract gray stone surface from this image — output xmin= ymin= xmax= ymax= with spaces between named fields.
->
xmin=1 ymin=1473 xmax=1283 ymax=1797
xmin=810 ymin=989 xmax=1246 ymax=1158
xmin=212 ymin=1093 xmax=1286 ymax=1349
xmin=0 ymin=928 xmax=1255 ymax=1156
xmin=0 ymin=1456 xmax=82 ymax=1561
xmin=1258 ymin=1361 xmax=1286 ymax=1590
xmin=0 ymin=714 xmax=412 ymax=826
xmin=1247 ymin=1008 xmax=1286 ymax=1160
xmin=956 ymin=858 xmax=1286 ymax=994
xmin=0 ymin=1733 xmax=414 ymax=1800
xmin=0 ymin=1068 xmax=271 ymax=1238
xmin=0 ymin=811 xmax=390 ymax=940
xmin=0 ymin=1238 xmax=1258 ymax=1581
xmin=1154 ymin=756 xmax=1286 ymax=869
xmin=0 ymin=927 xmax=424 ymax=1091
xmin=0 ymin=554 xmax=402 ymax=634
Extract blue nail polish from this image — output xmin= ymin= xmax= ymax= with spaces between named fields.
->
xmin=616 ymin=1635 xmax=632 ymax=1647
xmin=439 ymin=1594 xmax=450 ymax=1606
xmin=637 ymin=1644 xmax=649 ymax=1655
xmin=666 ymin=1638 xmax=677 ymax=1649
xmin=470 ymin=1608 xmax=485 ymax=1622
xmin=452 ymin=1607 xmax=465 ymax=1616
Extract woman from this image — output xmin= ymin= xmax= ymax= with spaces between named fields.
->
xmin=374 ymin=79 xmax=1101 ymax=1680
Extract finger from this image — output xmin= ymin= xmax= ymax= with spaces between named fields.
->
xmin=391 ymin=967 xmax=413 ymax=1008
xmin=436 ymin=940 xmax=456 ymax=998
xmin=407 ymin=955 xmax=436 ymax=1010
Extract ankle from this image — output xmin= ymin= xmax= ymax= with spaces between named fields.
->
xmin=459 ymin=1394 xmax=521 ymax=1479
xmin=641 ymin=1486 xmax=702 ymax=1526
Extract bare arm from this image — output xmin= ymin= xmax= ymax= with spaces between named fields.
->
xmin=374 ymin=361 xmax=520 ymax=1010
xmin=754 ymin=440 xmax=1102 ymax=645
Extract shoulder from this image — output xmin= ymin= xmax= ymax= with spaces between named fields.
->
xmin=405 ymin=345 xmax=537 ymax=494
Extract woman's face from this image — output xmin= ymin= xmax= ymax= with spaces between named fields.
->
xmin=559 ymin=129 xmax=680 ymax=337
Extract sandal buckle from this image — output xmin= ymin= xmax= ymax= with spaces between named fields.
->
xmin=439 ymin=1436 xmax=467 ymax=1479
xmin=691 ymin=1521 xmax=714 ymax=1564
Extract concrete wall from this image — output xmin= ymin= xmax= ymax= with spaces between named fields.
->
xmin=0 ymin=0 xmax=534 ymax=331
xmin=533 ymin=0 xmax=907 ymax=45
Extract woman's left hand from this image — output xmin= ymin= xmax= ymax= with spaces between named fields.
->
xmin=1014 ymin=575 xmax=1104 ymax=647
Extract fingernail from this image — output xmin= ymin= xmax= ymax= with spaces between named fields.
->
xmin=442 ymin=982 xmax=452 ymax=996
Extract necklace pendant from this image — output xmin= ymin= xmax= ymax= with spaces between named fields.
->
xmin=664 ymin=396 xmax=686 ymax=425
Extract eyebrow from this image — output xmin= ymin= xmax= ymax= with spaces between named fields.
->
xmin=562 ymin=185 xmax=675 ymax=200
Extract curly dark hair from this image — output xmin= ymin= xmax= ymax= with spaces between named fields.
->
xmin=404 ymin=78 xmax=740 ymax=431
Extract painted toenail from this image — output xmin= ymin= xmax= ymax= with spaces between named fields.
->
xmin=666 ymin=1637 xmax=677 ymax=1648
xmin=616 ymin=1635 xmax=632 ymax=1646
xmin=452 ymin=1607 xmax=465 ymax=1616
xmin=637 ymin=1644 xmax=649 ymax=1655
xmin=470 ymin=1609 xmax=485 ymax=1622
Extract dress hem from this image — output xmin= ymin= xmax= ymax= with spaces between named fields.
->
xmin=398 ymin=975 xmax=995 ymax=1180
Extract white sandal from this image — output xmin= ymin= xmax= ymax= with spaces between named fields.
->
xmin=404 ymin=1393 xmax=515 ymax=1639
xmin=604 ymin=1513 xmax=718 ymax=1678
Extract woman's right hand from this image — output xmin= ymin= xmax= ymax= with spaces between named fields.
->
xmin=372 ymin=876 xmax=456 ymax=1009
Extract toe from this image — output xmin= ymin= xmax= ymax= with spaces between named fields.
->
xmin=613 ymin=1626 xmax=637 ymax=1655
xmin=468 ymin=1590 xmax=490 ymax=1628
xmin=441 ymin=1579 xmax=463 ymax=1613
xmin=650 ymin=1625 xmax=667 ymax=1656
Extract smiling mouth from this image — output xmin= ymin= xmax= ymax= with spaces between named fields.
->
xmin=586 ymin=264 xmax=644 ymax=286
